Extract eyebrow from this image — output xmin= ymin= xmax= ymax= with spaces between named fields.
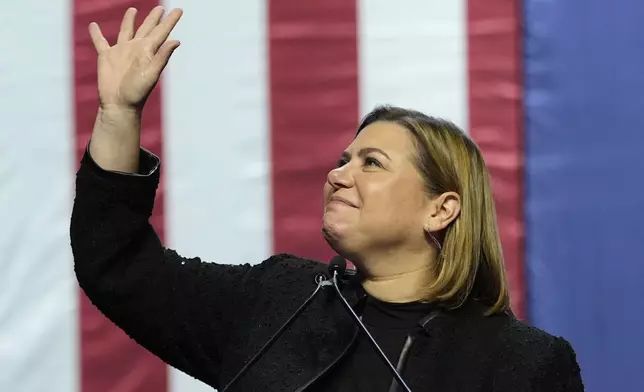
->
xmin=341 ymin=147 xmax=391 ymax=161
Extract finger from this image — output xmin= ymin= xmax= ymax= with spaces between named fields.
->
xmin=134 ymin=6 xmax=165 ymax=38
xmin=150 ymin=40 xmax=180 ymax=75
xmin=88 ymin=22 xmax=110 ymax=53
xmin=117 ymin=7 xmax=137 ymax=43
xmin=148 ymin=8 xmax=183 ymax=51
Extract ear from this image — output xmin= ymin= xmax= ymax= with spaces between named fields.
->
xmin=425 ymin=191 xmax=461 ymax=232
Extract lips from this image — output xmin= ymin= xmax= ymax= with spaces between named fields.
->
xmin=329 ymin=195 xmax=357 ymax=208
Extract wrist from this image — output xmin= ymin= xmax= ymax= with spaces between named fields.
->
xmin=98 ymin=104 xmax=142 ymax=123
xmin=90 ymin=106 xmax=142 ymax=173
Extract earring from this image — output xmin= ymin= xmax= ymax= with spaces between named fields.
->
xmin=425 ymin=226 xmax=442 ymax=251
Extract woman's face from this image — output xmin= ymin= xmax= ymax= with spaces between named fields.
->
xmin=322 ymin=121 xmax=433 ymax=262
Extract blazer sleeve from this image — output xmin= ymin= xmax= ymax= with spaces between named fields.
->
xmin=537 ymin=336 xmax=585 ymax=392
xmin=70 ymin=145 xmax=268 ymax=388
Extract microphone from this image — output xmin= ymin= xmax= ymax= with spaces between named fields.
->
xmin=328 ymin=255 xmax=347 ymax=285
xmin=220 ymin=267 xmax=333 ymax=392
xmin=328 ymin=256 xmax=413 ymax=392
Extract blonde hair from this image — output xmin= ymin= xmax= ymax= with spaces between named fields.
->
xmin=357 ymin=106 xmax=510 ymax=315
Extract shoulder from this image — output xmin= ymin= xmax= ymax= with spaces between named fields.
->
xmin=240 ymin=253 xmax=329 ymax=288
xmin=489 ymin=316 xmax=584 ymax=390
xmin=242 ymin=253 xmax=362 ymax=304
xmin=443 ymin=301 xmax=584 ymax=390
xmin=496 ymin=316 xmax=569 ymax=354
xmin=252 ymin=253 xmax=327 ymax=275
xmin=453 ymin=302 xmax=575 ymax=359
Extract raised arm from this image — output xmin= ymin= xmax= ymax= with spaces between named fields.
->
xmin=71 ymin=7 xmax=264 ymax=388
xmin=72 ymin=144 xmax=265 ymax=387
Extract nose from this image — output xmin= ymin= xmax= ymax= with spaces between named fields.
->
xmin=327 ymin=165 xmax=354 ymax=189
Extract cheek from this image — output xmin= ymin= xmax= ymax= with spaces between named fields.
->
xmin=362 ymin=181 xmax=425 ymax=223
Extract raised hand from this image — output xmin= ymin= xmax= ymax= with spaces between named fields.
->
xmin=89 ymin=6 xmax=183 ymax=110
xmin=87 ymin=6 xmax=183 ymax=172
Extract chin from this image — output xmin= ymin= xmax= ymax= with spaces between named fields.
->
xmin=321 ymin=219 xmax=360 ymax=262
xmin=322 ymin=212 xmax=349 ymax=239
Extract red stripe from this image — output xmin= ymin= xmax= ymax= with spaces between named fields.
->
xmin=467 ymin=0 xmax=526 ymax=319
xmin=73 ymin=2 xmax=168 ymax=391
xmin=269 ymin=1 xmax=359 ymax=261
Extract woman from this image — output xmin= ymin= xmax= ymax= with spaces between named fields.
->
xmin=72 ymin=6 xmax=584 ymax=392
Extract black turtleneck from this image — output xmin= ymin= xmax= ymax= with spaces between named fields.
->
xmin=316 ymin=294 xmax=435 ymax=392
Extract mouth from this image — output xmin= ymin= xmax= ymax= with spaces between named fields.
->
xmin=329 ymin=196 xmax=357 ymax=208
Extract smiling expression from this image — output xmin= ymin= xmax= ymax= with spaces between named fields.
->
xmin=322 ymin=121 xmax=433 ymax=261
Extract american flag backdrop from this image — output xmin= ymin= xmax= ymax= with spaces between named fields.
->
xmin=2 ymin=0 xmax=643 ymax=391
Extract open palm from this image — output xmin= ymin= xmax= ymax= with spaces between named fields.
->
xmin=89 ymin=6 xmax=183 ymax=109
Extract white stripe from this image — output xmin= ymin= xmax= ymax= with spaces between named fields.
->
xmin=0 ymin=2 xmax=77 ymax=392
xmin=161 ymin=1 xmax=270 ymax=391
xmin=358 ymin=0 xmax=468 ymax=131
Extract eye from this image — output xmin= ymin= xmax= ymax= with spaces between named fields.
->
xmin=364 ymin=157 xmax=382 ymax=168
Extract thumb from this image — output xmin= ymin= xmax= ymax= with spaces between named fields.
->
xmin=150 ymin=40 xmax=180 ymax=75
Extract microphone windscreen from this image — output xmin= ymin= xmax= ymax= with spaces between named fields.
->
xmin=329 ymin=256 xmax=347 ymax=277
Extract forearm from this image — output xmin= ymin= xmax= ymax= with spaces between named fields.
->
xmin=71 ymin=146 xmax=160 ymax=292
xmin=71 ymin=148 xmax=204 ymax=376
xmin=70 ymin=148 xmax=256 ymax=386
xmin=89 ymin=105 xmax=142 ymax=173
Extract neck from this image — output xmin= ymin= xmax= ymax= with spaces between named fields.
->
xmin=357 ymin=252 xmax=436 ymax=303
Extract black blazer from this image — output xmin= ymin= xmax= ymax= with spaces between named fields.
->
xmin=70 ymin=147 xmax=584 ymax=392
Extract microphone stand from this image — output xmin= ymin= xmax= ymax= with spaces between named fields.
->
xmin=220 ymin=274 xmax=333 ymax=392
xmin=331 ymin=270 xmax=413 ymax=392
